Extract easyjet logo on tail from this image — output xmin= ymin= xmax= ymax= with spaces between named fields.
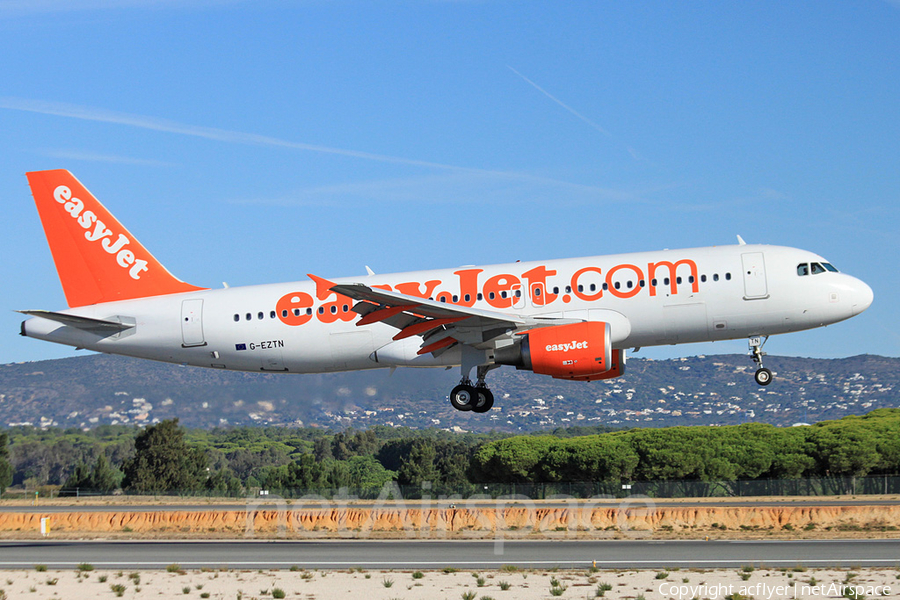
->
xmin=53 ymin=185 xmax=149 ymax=280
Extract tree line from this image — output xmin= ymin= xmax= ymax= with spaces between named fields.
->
xmin=469 ymin=408 xmax=900 ymax=484
xmin=0 ymin=409 xmax=896 ymax=497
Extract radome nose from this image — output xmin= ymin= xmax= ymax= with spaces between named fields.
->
xmin=851 ymin=279 xmax=874 ymax=316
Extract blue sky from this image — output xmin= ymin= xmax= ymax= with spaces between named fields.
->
xmin=1 ymin=0 xmax=897 ymax=365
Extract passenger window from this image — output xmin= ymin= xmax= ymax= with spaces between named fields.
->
xmin=270 ymin=311 xmax=276 ymax=319
xmin=281 ymin=309 xmax=288 ymax=318
xmin=565 ymin=285 xmax=572 ymax=294
xmin=245 ymin=313 xmax=251 ymax=321
xmin=534 ymin=289 xmax=541 ymax=297
xmin=627 ymin=281 xmax=633 ymax=289
xmin=676 ymin=277 xmax=682 ymax=285
xmin=477 ymin=293 xmax=483 ymax=301
xmin=651 ymin=279 xmax=658 ymax=287
xmin=464 ymin=294 xmax=471 ymax=302
xmin=689 ymin=276 xmax=695 ymax=284
xmin=639 ymin=280 xmax=645 ymax=287
xmin=701 ymin=275 xmax=707 ymax=283
xmin=713 ymin=274 xmax=719 ymax=282
xmin=614 ymin=281 xmax=621 ymax=290
xmin=233 ymin=314 xmax=239 ymax=322
xmin=589 ymin=283 xmax=596 ymax=292
xmin=664 ymin=278 xmax=670 ymax=286
xmin=602 ymin=283 xmax=608 ymax=291
xmin=306 ymin=308 xmax=312 ymax=315
xmin=342 ymin=304 xmax=349 ymax=312
xmin=293 ymin=308 xmax=300 ymax=317
xmin=552 ymin=287 xmax=560 ymax=295
xmin=452 ymin=295 xmax=459 ymax=302
xmin=725 ymin=273 xmax=732 ymax=281
xmin=797 ymin=263 xmax=809 ymax=276
xmin=257 ymin=312 xmax=264 ymax=320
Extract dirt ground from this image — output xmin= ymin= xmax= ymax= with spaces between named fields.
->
xmin=2 ymin=566 xmax=898 ymax=599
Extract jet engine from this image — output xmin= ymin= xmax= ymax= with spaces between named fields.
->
xmin=494 ymin=321 xmax=625 ymax=381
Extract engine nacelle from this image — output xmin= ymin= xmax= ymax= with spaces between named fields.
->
xmin=494 ymin=321 xmax=625 ymax=381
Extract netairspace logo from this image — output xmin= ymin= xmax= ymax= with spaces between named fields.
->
xmin=659 ymin=582 xmax=892 ymax=599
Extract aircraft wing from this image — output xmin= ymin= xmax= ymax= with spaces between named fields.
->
xmin=329 ymin=281 xmax=575 ymax=356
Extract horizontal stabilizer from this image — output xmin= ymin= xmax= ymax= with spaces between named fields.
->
xmin=17 ymin=310 xmax=134 ymax=333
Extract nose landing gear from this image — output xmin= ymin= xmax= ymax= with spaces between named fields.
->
xmin=749 ymin=335 xmax=772 ymax=386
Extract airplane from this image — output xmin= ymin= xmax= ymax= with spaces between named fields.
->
xmin=19 ymin=170 xmax=874 ymax=414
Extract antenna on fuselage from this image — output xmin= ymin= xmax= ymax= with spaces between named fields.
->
xmin=736 ymin=235 xmax=747 ymax=245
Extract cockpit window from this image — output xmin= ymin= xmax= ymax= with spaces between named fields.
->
xmin=811 ymin=262 xmax=826 ymax=275
xmin=797 ymin=263 xmax=809 ymax=276
xmin=822 ymin=262 xmax=838 ymax=272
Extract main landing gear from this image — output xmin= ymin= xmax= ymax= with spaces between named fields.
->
xmin=749 ymin=335 xmax=773 ymax=386
xmin=450 ymin=364 xmax=496 ymax=413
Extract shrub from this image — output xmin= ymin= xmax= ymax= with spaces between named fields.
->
xmin=272 ymin=589 xmax=286 ymax=599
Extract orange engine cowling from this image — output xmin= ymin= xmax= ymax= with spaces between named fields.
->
xmin=494 ymin=321 xmax=625 ymax=381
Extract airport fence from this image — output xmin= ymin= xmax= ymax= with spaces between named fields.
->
xmin=51 ymin=473 xmax=900 ymax=500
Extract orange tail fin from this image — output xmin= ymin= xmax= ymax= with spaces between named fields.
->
xmin=26 ymin=169 xmax=206 ymax=307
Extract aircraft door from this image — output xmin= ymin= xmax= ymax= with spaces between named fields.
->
xmin=741 ymin=252 xmax=769 ymax=300
xmin=181 ymin=299 xmax=206 ymax=347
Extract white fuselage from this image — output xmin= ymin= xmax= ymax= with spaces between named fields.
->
xmin=22 ymin=243 xmax=873 ymax=375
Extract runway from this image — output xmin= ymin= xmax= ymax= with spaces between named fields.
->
xmin=0 ymin=539 xmax=897 ymax=570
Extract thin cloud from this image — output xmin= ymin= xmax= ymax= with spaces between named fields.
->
xmin=41 ymin=148 xmax=176 ymax=167
xmin=0 ymin=96 xmax=652 ymax=200
xmin=0 ymin=96 xmax=460 ymax=170
xmin=229 ymin=172 xmax=678 ymax=210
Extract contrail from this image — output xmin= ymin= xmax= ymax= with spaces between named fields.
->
xmin=0 ymin=96 xmax=638 ymax=199
xmin=507 ymin=65 xmax=613 ymax=138
xmin=0 ymin=96 xmax=462 ymax=170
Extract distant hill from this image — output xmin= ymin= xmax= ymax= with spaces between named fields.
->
xmin=0 ymin=353 xmax=897 ymax=432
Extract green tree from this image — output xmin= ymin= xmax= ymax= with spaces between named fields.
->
xmin=397 ymin=439 xmax=439 ymax=486
xmin=346 ymin=455 xmax=395 ymax=489
xmin=63 ymin=454 xmax=121 ymax=493
xmin=90 ymin=454 xmax=122 ymax=493
xmin=122 ymin=419 xmax=208 ymax=493
xmin=0 ymin=432 xmax=14 ymax=495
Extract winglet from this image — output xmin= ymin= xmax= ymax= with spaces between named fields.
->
xmin=26 ymin=170 xmax=206 ymax=307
